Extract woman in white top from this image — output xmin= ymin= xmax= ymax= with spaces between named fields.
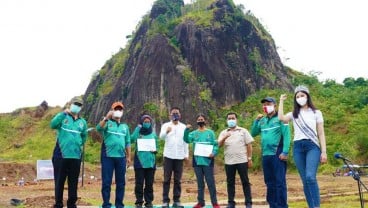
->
xmin=278 ymin=85 xmax=327 ymax=208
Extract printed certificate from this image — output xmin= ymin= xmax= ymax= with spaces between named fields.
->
xmin=194 ymin=143 xmax=213 ymax=157
xmin=137 ymin=139 xmax=156 ymax=152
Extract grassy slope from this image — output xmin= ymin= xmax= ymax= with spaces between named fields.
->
xmin=1 ymin=76 xmax=368 ymax=175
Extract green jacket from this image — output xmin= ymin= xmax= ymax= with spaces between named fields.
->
xmin=131 ymin=126 xmax=159 ymax=168
xmin=184 ymin=128 xmax=218 ymax=166
xmin=50 ymin=112 xmax=88 ymax=159
xmin=96 ymin=120 xmax=131 ymax=158
xmin=251 ymin=113 xmax=291 ymax=156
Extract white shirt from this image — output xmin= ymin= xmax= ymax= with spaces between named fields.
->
xmin=286 ymin=108 xmax=323 ymax=146
xmin=159 ymin=121 xmax=189 ymax=159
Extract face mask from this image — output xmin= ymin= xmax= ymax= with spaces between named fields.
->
xmin=227 ymin=120 xmax=237 ymax=128
xmin=171 ymin=113 xmax=180 ymax=121
xmin=142 ymin=122 xmax=151 ymax=129
xmin=197 ymin=121 xmax=205 ymax=127
xmin=263 ymin=105 xmax=275 ymax=114
xmin=296 ymin=97 xmax=307 ymax=106
xmin=70 ymin=104 xmax=81 ymax=114
xmin=113 ymin=110 xmax=123 ymax=118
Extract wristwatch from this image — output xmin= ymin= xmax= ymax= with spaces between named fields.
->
xmin=248 ymin=157 xmax=252 ymax=161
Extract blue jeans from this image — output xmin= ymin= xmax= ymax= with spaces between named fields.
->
xmin=101 ymin=156 xmax=127 ymax=208
xmin=293 ymin=139 xmax=321 ymax=208
xmin=262 ymin=155 xmax=288 ymax=208
xmin=194 ymin=166 xmax=218 ymax=205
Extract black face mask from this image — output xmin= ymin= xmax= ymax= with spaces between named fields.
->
xmin=197 ymin=121 xmax=205 ymax=127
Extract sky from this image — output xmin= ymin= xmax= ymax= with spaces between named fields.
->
xmin=1 ymin=0 xmax=367 ymax=113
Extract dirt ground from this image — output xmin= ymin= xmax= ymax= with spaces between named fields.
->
xmin=0 ymin=162 xmax=366 ymax=207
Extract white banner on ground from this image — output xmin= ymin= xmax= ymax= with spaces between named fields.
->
xmin=37 ymin=160 xmax=54 ymax=180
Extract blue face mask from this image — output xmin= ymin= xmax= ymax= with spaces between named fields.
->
xmin=171 ymin=113 xmax=180 ymax=121
xmin=70 ymin=104 xmax=81 ymax=114
xmin=142 ymin=122 xmax=151 ymax=129
xmin=227 ymin=120 xmax=237 ymax=128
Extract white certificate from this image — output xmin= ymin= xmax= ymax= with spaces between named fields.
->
xmin=194 ymin=143 xmax=213 ymax=157
xmin=137 ymin=139 xmax=156 ymax=152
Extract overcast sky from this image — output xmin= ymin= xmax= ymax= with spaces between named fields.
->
xmin=1 ymin=0 xmax=367 ymax=113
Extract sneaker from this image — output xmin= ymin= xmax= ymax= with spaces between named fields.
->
xmin=212 ymin=203 xmax=221 ymax=208
xmin=162 ymin=202 xmax=169 ymax=208
xmin=245 ymin=203 xmax=252 ymax=208
xmin=173 ymin=201 xmax=184 ymax=208
xmin=193 ymin=202 xmax=205 ymax=208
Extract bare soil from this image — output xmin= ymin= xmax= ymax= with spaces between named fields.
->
xmin=0 ymin=162 xmax=365 ymax=207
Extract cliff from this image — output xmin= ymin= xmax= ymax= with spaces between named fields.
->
xmin=82 ymin=0 xmax=293 ymax=128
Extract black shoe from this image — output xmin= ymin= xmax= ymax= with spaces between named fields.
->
xmin=135 ymin=204 xmax=143 ymax=208
xmin=173 ymin=201 xmax=184 ymax=208
xmin=145 ymin=203 xmax=153 ymax=208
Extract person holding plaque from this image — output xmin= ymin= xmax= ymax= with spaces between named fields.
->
xmin=183 ymin=114 xmax=220 ymax=208
xmin=131 ymin=114 xmax=159 ymax=208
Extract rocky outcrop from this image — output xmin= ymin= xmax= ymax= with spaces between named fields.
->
xmin=82 ymin=0 xmax=292 ymax=129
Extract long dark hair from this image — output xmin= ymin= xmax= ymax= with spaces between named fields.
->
xmin=292 ymin=91 xmax=317 ymax=118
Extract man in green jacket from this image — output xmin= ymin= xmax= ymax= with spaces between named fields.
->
xmin=97 ymin=101 xmax=131 ymax=208
xmin=250 ymin=97 xmax=291 ymax=208
xmin=50 ymin=97 xmax=88 ymax=208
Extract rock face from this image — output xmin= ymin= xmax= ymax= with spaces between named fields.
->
xmin=82 ymin=0 xmax=292 ymax=129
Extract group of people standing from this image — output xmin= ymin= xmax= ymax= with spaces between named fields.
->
xmin=50 ymin=85 xmax=327 ymax=208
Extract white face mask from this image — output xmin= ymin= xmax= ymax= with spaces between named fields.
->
xmin=263 ymin=105 xmax=275 ymax=114
xmin=113 ymin=110 xmax=123 ymax=118
xmin=296 ymin=97 xmax=307 ymax=106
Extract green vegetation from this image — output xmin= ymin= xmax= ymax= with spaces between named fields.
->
xmin=244 ymin=10 xmax=273 ymax=42
xmin=1 ymin=74 xmax=367 ymax=174
xmin=1 ymin=0 xmax=367 ymax=175
xmin=290 ymin=195 xmax=363 ymax=207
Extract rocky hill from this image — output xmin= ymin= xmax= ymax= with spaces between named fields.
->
xmin=82 ymin=0 xmax=293 ymax=127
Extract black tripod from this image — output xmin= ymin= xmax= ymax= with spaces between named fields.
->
xmin=341 ymin=157 xmax=368 ymax=208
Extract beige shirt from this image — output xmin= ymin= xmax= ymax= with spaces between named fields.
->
xmin=219 ymin=126 xmax=254 ymax=165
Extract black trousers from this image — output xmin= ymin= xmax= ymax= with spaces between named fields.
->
xmin=162 ymin=157 xmax=184 ymax=203
xmin=225 ymin=162 xmax=252 ymax=206
xmin=134 ymin=168 xmax=156 ymax=206
xmin=52 ymin=158 xmax=81 ymax=208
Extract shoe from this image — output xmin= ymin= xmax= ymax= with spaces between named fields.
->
xmin=10 ymin=199 xmax=24 ymax=206
xmin=213 ymin=203 xmax=221 ymax=208
xmin=173 ymin=201 xmax=184 ymax=208
xmin=162 ymin=202 xmax=169 ymax=208
xmin=145 ymin=203 xmax=153 ymax=208
xmin=135 ymin=205 xmax=143 ymax=208
xmin=245 ymin=203 xmax=252 ymax=208
xmin=193 ymin=202 xmax=205 ymax=208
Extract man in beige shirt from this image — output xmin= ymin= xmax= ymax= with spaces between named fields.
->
xmin=218 ymin=112 xmax=254 ymax=208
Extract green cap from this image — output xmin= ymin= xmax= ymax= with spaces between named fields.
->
xmin=71 ymin=97 xmax=83 ymax=105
